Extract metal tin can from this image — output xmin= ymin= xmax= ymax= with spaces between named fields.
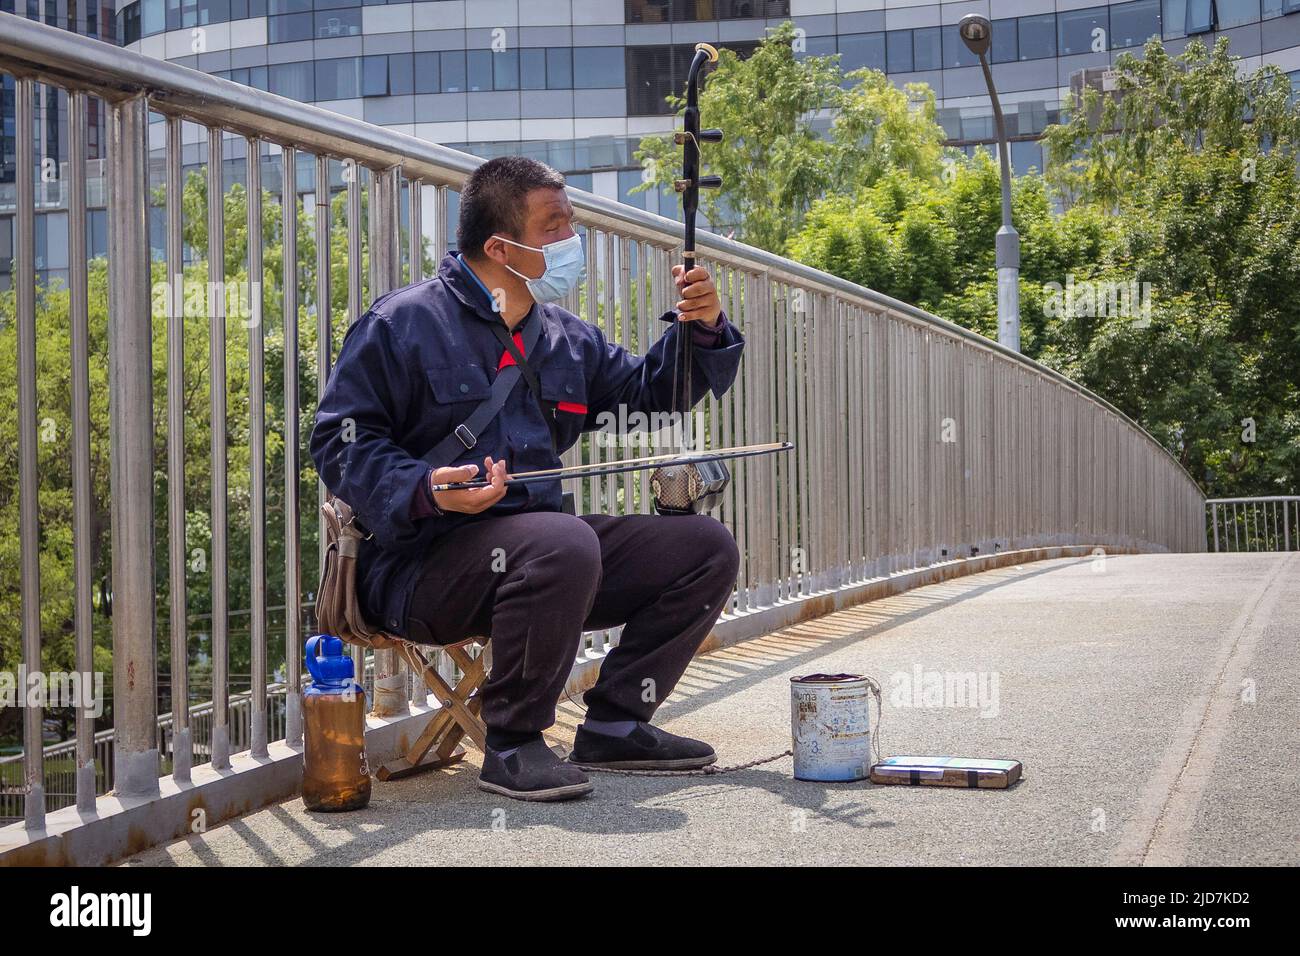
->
xmin=790 ymin=673 xmax=874 ymax=782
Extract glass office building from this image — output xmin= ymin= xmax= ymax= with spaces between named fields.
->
xmin=5 ymin=0 xmax=1300 ymax=287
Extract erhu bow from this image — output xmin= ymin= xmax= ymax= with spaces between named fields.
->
xmin=649 ymin=41 xmax=735 ymax=516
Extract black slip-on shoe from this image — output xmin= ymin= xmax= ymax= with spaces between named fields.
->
xmin=569 ymin=721 xmax=717 ymax=771
xmin=477 ymin=738 xmax=594 ymax=802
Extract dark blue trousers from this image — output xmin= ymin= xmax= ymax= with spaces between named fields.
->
xmin=404 ymin=511 xmax=740 ymax=738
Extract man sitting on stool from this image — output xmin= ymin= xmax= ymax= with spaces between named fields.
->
xmin=310 ymin=156 xmax=744 ymax=801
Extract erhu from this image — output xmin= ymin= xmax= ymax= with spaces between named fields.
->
xmin=649 ymin=42 xmax=732 ymax=516
xmin=433 ymin=43 xmax=794 ymax=505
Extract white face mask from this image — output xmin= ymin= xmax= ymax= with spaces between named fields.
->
xmin=494 ymin=233 xmax=587 ymax=304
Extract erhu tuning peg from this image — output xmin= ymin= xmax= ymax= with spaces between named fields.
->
xmin=698 ymin=175 xmax=723 ymax=189
xmin=699 ymin=128 xmax=724 ymax=143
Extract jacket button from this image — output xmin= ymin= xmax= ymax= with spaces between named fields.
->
xmin=565 ymin=385 xmax=573 ymax=394
xmin=459 ymin=383 xmax=469 ymax=393
xmin=389 ymin=618 xmax=398 ymax=628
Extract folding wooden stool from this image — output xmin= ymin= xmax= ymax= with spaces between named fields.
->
xmin=373 ymin=637 xmax=491 ymax=781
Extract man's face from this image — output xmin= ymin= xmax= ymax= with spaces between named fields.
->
xmin=498 ymin=187 xmax=576 ymax=280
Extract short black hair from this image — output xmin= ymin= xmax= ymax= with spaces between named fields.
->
xmin=457 ymin=156 xmax=566 ymax=258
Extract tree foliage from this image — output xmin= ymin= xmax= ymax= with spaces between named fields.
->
xmin=788 ymin=36 xmax=1299 ymax=497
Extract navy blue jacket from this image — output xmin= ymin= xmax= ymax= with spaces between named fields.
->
xmin=309 ymin=252 xmax=746 ymax=636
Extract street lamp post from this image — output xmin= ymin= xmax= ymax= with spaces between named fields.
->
xmin=959 ymin=14 xmax=1020 ymax=353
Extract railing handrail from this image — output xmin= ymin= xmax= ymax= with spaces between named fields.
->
xmin=1206 ymin=495 xmax=1299 ymax=503
xmin=0 ymin=10 xmax=1202 ymax=498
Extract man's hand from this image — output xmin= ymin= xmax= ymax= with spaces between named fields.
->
xmin=431 ymin=455 xmax=508 ymax=514
xmin=672 ymin=264 xmax=722 ymax=328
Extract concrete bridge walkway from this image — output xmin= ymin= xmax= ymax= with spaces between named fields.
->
xmin=125 ymin=552 xmax=1299 ymax=867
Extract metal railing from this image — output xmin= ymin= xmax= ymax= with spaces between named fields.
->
xmin=1206 ymin=497 xmax=1299 ymax=552
xmin=0 ymin=12 xmax=1205 ymax=834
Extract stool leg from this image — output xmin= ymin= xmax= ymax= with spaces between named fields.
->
xmin=375 ymin=644 xmax=486 ymax=781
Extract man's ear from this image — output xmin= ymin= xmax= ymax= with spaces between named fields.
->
xmin=480 ymin=235 xmax=510 ymax=267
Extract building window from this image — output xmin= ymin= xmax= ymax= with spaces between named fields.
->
xmin=626 ymin=42 xmax=754 ymax=115
xmin=839 ymin=33 xmax=886 ymax=73
xmin=271 ymin=60 xmax=315 ymax=100
xmin=991 ymin=19 xmax=1018 ymax=63
xmin=1186 ymin=0 xmax=1214 ymax=33
xmin=441 ymin=51 xmax=466 ymax=93
xmin=388 ymin=53 xmax=413 ymax=96
xmin=547 ymin=48 xmax=573 ymax=90
xmin=492 ymin=50 xmax=519 ymax=91
xmin=268 ymin=12 xmax=312 ymax=43
xmin=1058 ymin=7 xmax=1108 ymax=56
xmin=1018 ymin=14 xmax=1058 ymax=60
xmin=1110 ymin=0 xmax=1162 ymax=48
xmin=362 ymin=55 xmax=387 ymax=97
xmin=942 ymin=28 xmax=981 ymax=68
xmin=913 ymin=26 xmax=941 ymax=71
xmin=142 ymin=1 xmax=166 ymax=37
xmin=1215 ymin=0 xmax=1262 ymax=29
xmin=413 ymin=52 xmax=439 ymax=94
xmin=466 ymin=50 xmax=492 ymax=92
xmin=886 ymin=30 xmax=913 ymax=73
xmin=314 ymin=57 xmax=360 ymax=100
xmin=521 ymin=49 xmax=547 ymax=90
xmin=577 ymin=47 xmax=626 ymax=89
xmin=122 ymin=3 xmax=141 ymax=44
xmin=315 ymin=8 xmax=361 ymax=40
xmin=624 ymin=0 xmax=787 ymax=22
xmin=1163 ymin=0 xmax=1188 ymax=38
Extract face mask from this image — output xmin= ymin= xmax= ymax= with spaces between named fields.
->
xmin=494 ymin=233 xmax=586 ymax=304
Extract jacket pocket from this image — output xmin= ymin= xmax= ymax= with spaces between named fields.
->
xmin=541 ymin=362 xmax=590 ymax=450
xmin=424 ymin=364 xmax=494 ymax=465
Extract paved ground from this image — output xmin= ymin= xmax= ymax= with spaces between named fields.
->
xmin=125 ymin=551 xmax=1299 ymax=866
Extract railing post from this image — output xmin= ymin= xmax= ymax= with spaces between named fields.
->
xmin=15 ymin=76 xmax=45 ymax=830
xmin=68 ymin=89 xmax=98 ymax=811
xmin=368 ymin=166 xmax=408 ymax=718
xmin=284 ymin=145 xmax=304 ymax=748
xmin=208 ymin=126 xmax=231 ymax=771
xmin=248 ymin=136 xmax=269 ymax=758
xmin=165 ymin=114 xmax=192 ymax=785
xmin=107 ymin=92 xmax=160 ymax=797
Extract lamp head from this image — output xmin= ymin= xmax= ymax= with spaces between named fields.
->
xmin=958 ymin=14 xmax=993 ymax=58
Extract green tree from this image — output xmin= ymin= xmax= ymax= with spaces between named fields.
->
xmin=634 ymin=20 xmax=947 ymax=253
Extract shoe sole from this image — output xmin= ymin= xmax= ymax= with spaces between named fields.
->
xmin=568 ymin=753 xmax=718 ymax=771
xmin=476 ymin=778 xmax=594 ymax=802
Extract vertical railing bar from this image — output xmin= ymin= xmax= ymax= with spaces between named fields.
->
xmin=15 ymin=77 xmax=45 ymax=829
xmin=368 ymin=166 xmax=410 ymax=714
xmin=602 ymin=230 xmax=616 ymax=516
xmin=165 ymin=113 xmax=192 ymax=783
xmin=736 ymin=270 xmax=750 ymax=609
xmin=247 ymin=135 xmax=269 ymax=758
xmin=207 ymin=124 xmax=231 ymax=770
xmin=586 ymin=230 xmax=602 ymax=519
xmin=347 ymin=163 xmax=366 ymax=679
xmin=619 ymin=235 xmax=634 ymax=515
xmin=434 ymin=184 xmax=449 ymax=262
xmin=314 ymin=154 xmax=333 ymax=581
xmin=68 ymin=89 xmax=98 ymax=810
xmin=408 ymin=178 xmax=424 ymax=285
xmin=347 ymin=162 xmax=363 ymax=326
xmin=108 ymin=93 xmax=161 ymax=793
xmin=638 ymin=241 xmax=651 ymax=515
xmin=282 ymin=145 xmax=304 ymax=746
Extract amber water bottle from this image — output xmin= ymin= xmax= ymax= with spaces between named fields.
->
xmin=302 ymin=635 xmax=372 ymax=812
